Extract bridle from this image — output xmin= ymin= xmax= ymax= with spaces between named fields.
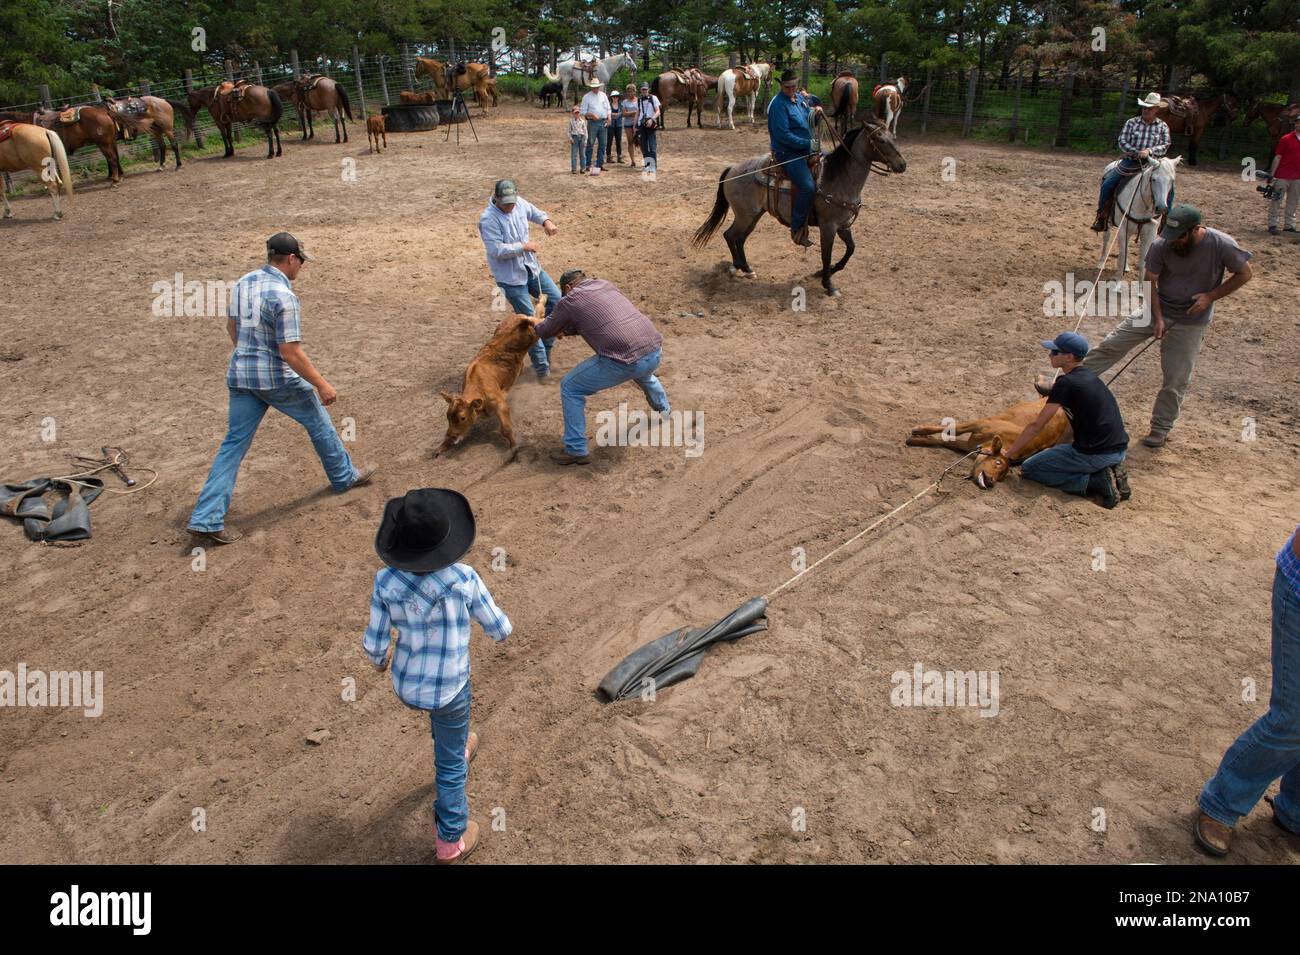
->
xmin=1117 ymin=159 xmax=1166 ymax=226
xmin=819 ymin=114 xmax=899 ymax=177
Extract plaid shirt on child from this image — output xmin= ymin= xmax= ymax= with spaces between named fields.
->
xmin=363 ymin=563 xmax=512 ymax=710
xmin=1278 ymin=527 xmax=1300 ymax=601
xmin=225 ymin=264 xmax=303 ymax=390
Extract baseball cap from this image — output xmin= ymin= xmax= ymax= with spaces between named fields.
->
xmin=266 ymin=232 xmax=309 ymax=261
xmin=1161 ymin=203 xmax=1202 ymax=240
xmin=493 ymin=179 xmax=518 ymax=202
xmin=1040 ymin=331 xmax=1089 ymax=359
xmin=610 ymin=90 xmax=621 ymax=99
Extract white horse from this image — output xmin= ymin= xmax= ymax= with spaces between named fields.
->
xmin=715 ymin=62 xmax=773 ymax=130
xmin=1098 ymin=155 xmax=1180 ymax=277
xmin=545 ymin=52 xmax=637 ymax=105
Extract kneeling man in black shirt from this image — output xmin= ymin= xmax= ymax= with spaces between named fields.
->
xmin=1004 ymin=332 xmax=1131 ymax=508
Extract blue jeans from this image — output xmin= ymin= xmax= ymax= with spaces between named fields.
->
xmin=584 ymin=120 xmax=608 ymax=169
xmin=639 ymin=127 xmax=657 ymax=168
xmin=1200 ymin=570 xmax=1300 ymax=832
xmin=428 ymin=680 xmax=472 ymax=842
xmin=187 ymin=379 xmax=357 ymax=532
xmin=778 ymin=151 xmax=815 ymax=231
xmin=608 ymin=122 xmax=622 ymax=160
xmin=570 ymin=134 xmax=585 ymax=172
xmin=1098 ymin=158 xmax=1175 ymax=211
xmin=1020 ymin=444 xmax=1126 ymax=496
xmin=560 ymin=348 xmax=670 ymax=455
xmin=496 ymin=268 xmax=559 ymax=373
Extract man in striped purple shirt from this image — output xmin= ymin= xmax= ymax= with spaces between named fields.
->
xmin=531 ymin=270 xmax=671 ymax=465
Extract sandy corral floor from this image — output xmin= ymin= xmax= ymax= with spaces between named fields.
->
xmin=1 ymin=101 xmax=1297 ymax=864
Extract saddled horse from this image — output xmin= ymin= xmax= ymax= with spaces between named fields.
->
xmin=0 ymin=121 xmax=73 ymax=219
xmin=544 ymin=52 xmax=636 ymax=105
xmin=651 ymin=68 xmax=710 ymax=128
xmin=292 ymin=75 xmax=353 ymax=143
xmin=828 ymin=72 xmax=859 ymax=138
xmin=2 ymin=104 xmax=123 ymax=183
xmin=1097 ymin=155 xmax=1179 ymax=277
xmin=692 ymin=118 xmax=907 ymax=296
xmin=1156 ymin=93 xmax=1236 ymax=166
xmin=416 ymin=58 xmax=496 ymax=111
xmin=1245 ymin=101 xmax=1300 ymax=156
xmin=195 ymin=82 xmax=283 ymax=158
xmin=715 ymin=63 xmax=772 ymax=130
xmin=872 ymin=77 xmax=908 ymax=135
xmin=103 ymin=95 xmax=191 ymax=169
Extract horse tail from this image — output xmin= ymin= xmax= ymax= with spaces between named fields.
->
xmin=651 ymin=75 xmax=660 ymax=100
xmin=542 ymin=66 xmax=559 ymax=82
xmin=337 ymin=84 xmax=353 ymax=120
xmin=692 ymin=167 xmax=732 ymax=248
xmin=168 ymin=98 xmax=197 ymax=141
xmin=45 ymin=129 xmax=73 ymax=196
xmin=266 ymin=88 xmax=284 ymax=127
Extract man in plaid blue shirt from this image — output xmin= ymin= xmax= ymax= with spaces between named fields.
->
xmin=364 ymin=487 xmax=511 ymax=864
xmin=187 ymin=233 xmax=374 ymax=543
xmin=1092 ymin=92 xmax=1174 ymax=231
xmin=1195 ymin=526 xmax=1300 ymax=856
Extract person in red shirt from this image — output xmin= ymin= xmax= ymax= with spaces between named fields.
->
xmin=1267 ymin=113 xmax=1300 ymax=235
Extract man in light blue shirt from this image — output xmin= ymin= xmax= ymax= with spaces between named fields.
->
xmin=478 ymin=179 xmax=562 ymax=378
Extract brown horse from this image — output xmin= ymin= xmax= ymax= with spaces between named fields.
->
xmin=872 ymin=77 xmax=907 ymax=135
xmin=271 ymin=79 xmax=309 ymax=139
xmin=651 ymin=69 xmax=709 ymax=128
xmin=198 ymin=82 xmax=283 ymax=158
xmin=293 ymin=75 xmax=353 ymax=143
xmin=104 ymin=95 xmax=189 ymax=170
xmin=828 ymin=72 xmax=859 ymax=137
xmin=0 ymin=122 xmax=73 ymax=219
xmin=1156 ymin=92 xmax=1237 ymax=166
xmin=415 ymin=58 xmax=495 ymax=111
xmin=1 ymin=105 xmax=123 ymax=183
xmin=1246 ymin=101 xmax=1300 ymax=156
xmin=715 ymin=63 xmax=772 ymax=129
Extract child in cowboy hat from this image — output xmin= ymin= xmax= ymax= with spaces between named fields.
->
xmin=362 ymin=488 xmax=512 ymax=864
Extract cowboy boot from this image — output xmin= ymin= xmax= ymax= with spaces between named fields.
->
xmin=791 ymin=224 xmax=813 ymax=248
xmin=1090 ymin=207 xmax=1109 ymax=232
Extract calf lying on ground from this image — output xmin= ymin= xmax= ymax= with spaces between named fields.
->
xmin=907 ymin=397 xmax=1068 ymax=489
xmin=366 ymin=114 xmax=386 ymax=152
xmin=399 ymin=90 xmax=438 ymax=104
xmin=438 ymin=295 xmax=546 ymax=455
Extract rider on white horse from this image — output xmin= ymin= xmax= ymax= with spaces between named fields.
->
xmin=767 ymin=68 xmax=824 ymax=248
xmin=1093 ymin=92 xmax=1174 ymax=231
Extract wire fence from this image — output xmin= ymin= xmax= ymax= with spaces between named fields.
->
xmin=2 ymin=45 xmax=1285 ymax=191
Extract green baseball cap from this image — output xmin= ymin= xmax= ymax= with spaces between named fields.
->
xmin=493 ymin=179 xmax=518 ymax=202
xmin=1161 ymin=203 xmax=1202 ymax=240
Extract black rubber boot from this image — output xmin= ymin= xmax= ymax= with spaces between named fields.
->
xmin=1086 ymin=469 xmax=1120 ymax=509
xmin=1111 ymin=465 xmax=1131 ymax=501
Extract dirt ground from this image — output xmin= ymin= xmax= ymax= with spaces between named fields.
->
xmin=1 ymin=101 xmax=1297 ymax=864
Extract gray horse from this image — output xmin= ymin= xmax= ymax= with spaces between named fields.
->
xmin=692 ymin=119 xmax=907 ymax=296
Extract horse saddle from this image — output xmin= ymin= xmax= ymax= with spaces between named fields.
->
xmin=739 ymin=65 xmax=760 ymax=82
xmin=1165 ymin=95 xmax=1194 ymax=118
xmin=836 ymin=70 xmax=857 ymax=79
xmin=118 ymin=96 xmax=148 ymax=115
xmin=296 ymin=74 xmax=325 ymax=93
xmin=0 ymin=477 xmax=104 ymax=543
xmin=216 ymin=81 xmax=248 ymax=102
xmin=57 ymin=107 xmax=82 ymax=124
xmin=0 ymin=121 xmax=16 ymax=144
xmin=579 ymin=60 xmax=599 ymax=80
xmin=759 ymin=153 xmax=824 ymax=226
xmin=1104 ymin=158 xmax=1144 ymax=178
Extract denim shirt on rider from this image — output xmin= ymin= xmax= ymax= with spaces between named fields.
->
xmin=767 ymin=92 xmax=813 ymax=157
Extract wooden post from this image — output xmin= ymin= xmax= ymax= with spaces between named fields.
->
xmin=1009 ymin=72 xmax=1022 ymax=141
xmin=729 ymin=52 xmax=737 ymax=69
xmin=291 ymin=50 xmax=301 ymax=79
xmin=184 ymin=69 xmax=193 ymax=92
xmin=378 ymin=55 xmax=390 ymax=105
xmin=879 ymin=52 xmax=887 ymax=84
xmin=352 ymin=46 xmax=367 ymax=116
xmin=224 ymin=60 xmax=235 ymax=82
xmin=39 ymin=84 xmax=52 ymax=108
xmin=1115 ymin=76 xmax=1130 ymax=129
xmin=253 ymin=61 xmax=262 ymax=85
xmin=801 ymin=48 xmax=810 ymax=90
xmin=402 ymin=42 xmax=415 ymax=90
xmin=140 ymin=80 xmax=151 ymax=95
xmin=962 ymin=68 xmax=977 ymax=136
xmin=1055 ymin=65 xmax=1076 ymax=147
xmin=921 ymin=66 xmax=932 ymax=133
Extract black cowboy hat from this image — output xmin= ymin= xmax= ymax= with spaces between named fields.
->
xmin=375 ymin=488 xmax=476 ymax=573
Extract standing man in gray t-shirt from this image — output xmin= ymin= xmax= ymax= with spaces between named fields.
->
xmin=1072 ymin=204 xmax=1252 ymax=449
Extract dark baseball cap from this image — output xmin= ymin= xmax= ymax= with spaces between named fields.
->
xmin=1040 ymin=331 xmax=1089 ymax=359
xmin=1161 ymin=203 xmax=1202 ymax=241
xmin=493 ymin=179 xmax=518 ymax=202
xmin=266 ymin=232 xmax=309 ymax=261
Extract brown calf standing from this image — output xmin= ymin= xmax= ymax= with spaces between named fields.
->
xmin=367 ymin=114 xmax=386 ymax=153
xmin=907 ymin=397 xmax=1068 ymax=489
xmin=438 ymin=295 xmax=546 ymax=455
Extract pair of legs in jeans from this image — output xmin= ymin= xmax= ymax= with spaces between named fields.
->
xmin=428 ymin=680 xmax=472 ymax=844
xmin=496 ymin=267 xmax=559 ymax=375
xmin=639 ymin=127 xmax=657 ymax=173
xmin=1200 ymin=570 xmax=1300 ymax=835
xmin=187 ymin=378 xmax=357 ymax=533
xmin=778 ymin=151 xmax=815 ymax=235
xmin=1097 ymin=157 xmax=1176 ymax=214
xmin=584 ymin=120 xmax=608 ymax=170
xmin=1020 ymin=445 xmax=1126 ymax=495
xmin=560 ymin=348 xmax=670 ymax=455
xmin=569 ymin=134 xmax=586 ymax=172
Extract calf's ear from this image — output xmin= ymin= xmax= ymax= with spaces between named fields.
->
xmin=439 ymin=391 xmax=457 ymax=405
xmin=470 ymin=397 xmax=485 ymax=411
xmin=990 ymin=436 xmax=1003 ymax=455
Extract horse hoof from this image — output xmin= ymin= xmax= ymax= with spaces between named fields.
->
xmin=742 ymin=270 xmax=756 ymax=279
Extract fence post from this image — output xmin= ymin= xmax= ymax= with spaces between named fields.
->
xmin=1055 ymin=65 xmax=1076 ymax=147
xmin=962 ymin=68 xmax=977 ymax=136
xmin=140 ymin=79 xmax=151 ymax=96
xmin=291 ymin=50 xmax=301 ymax=79
xmin=729 ymin=52 xmax=737 ymax=69
xmin=1009 ymin=72 xmax=1022 ymax=141
xmin=801 ymin=48 xmax=810 ymax=90
xmin=184 ymin=69 xmax=193 ymax=92
xmin=921 ymin=66 xmax=932 ymax=133
xmin=1115 ymin=76 xmax=1130 ymax=130
xmin=39 ymin=84 xmax=52 ymax=108
xmin=378 ymin=55 xmax=390 ymax=105
xmin=879 ymin=53 xmax=887 ymax=84
xmin=403 ymin=42 xmax=415 ymax=90
xmin=352 ymin=46 xmax=367 ymax=116
xmin=253 ymin=61 xmax=263 ymax=85
xmin=224 ymin=60 xmax=235 ymax=82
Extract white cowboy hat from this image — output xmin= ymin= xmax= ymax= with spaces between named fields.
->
xmin=587 ymin=78 xmax=604 ymax=88
xmin=1136 ymin=92 xmax=1166 ymax=109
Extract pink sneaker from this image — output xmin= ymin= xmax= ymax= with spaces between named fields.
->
xmin=436 ymin=820 xmax=480 ymax=864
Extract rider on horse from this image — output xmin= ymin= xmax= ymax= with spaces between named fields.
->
xmin=768 ymin=68 xmax=824 ymax=247
xmin=1092 ymin=92 xmax=1174 ymax=232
